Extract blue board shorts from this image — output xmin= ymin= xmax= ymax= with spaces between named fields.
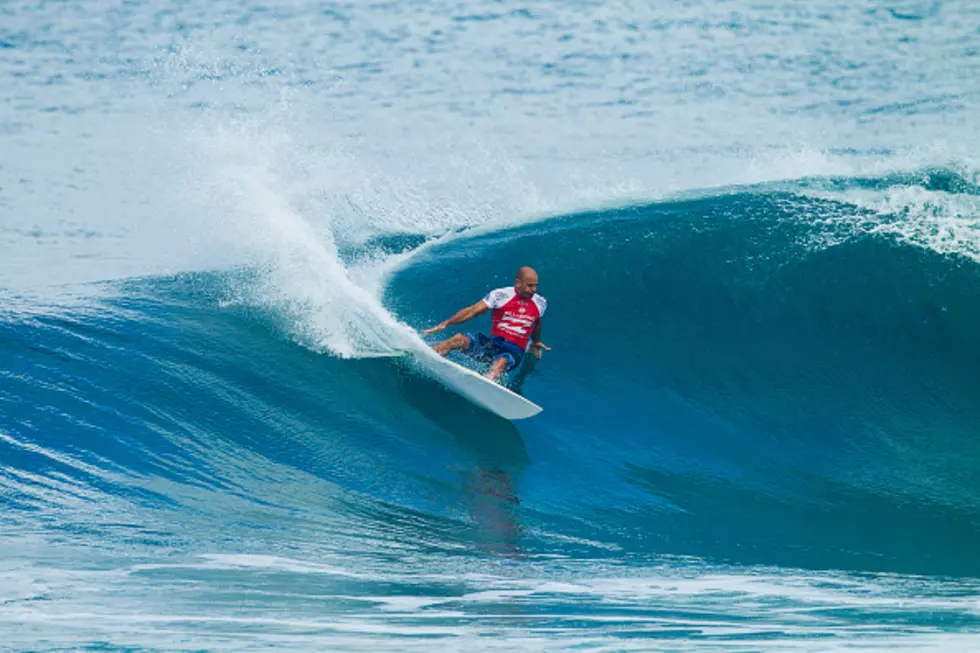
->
xmin=463 ymin=333 xmax=524 ymax=371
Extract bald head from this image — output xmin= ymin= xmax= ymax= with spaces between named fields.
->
xmin=515 ymin=266 xmax=539 ymax=298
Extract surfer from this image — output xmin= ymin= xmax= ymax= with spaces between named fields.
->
xmin=424 ymin=266 xmax=550 ymax=382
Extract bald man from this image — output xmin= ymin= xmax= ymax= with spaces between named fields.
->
xmin=424 ymin=266 xmax=550 ymax=382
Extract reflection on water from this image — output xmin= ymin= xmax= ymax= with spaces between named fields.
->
xmin=468 ymin=466 xmax=522 ymax=557
xmin=392 ymin=360 xmax=529 ymax=557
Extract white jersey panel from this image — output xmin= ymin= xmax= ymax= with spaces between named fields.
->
xmin=532 ymin=293 xmax=547 ymax=317
xmin=482 ymin=286 xmax=516 ymax=309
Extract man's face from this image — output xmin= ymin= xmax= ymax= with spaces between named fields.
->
xmin=516 ymin=272 xmax=538 ymax=298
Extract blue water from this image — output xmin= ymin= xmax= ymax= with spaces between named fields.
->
xmin=4 ymin=1 xmax=980 ymax=650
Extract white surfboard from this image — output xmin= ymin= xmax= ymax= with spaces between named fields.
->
xmin=417 ymin=351 xmax=542 ymax=420
xmin=418 ymin=351 xmax=542 ymax=419
xmin=366 ymin=348 xmax=542 ymax=420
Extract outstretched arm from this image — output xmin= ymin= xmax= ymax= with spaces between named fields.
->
xmin=423 ymin=300 xmax=489 ymax=334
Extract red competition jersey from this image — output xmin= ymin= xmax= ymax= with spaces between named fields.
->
xmin=482 ymin=287 xmax=548 ymax=351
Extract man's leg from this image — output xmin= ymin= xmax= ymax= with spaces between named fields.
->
xmin=434 ymin=333 xmax=471 ymax=356
xmin=485 ymin=356 xmax=510 ymax=382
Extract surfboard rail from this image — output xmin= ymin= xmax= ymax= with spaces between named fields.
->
xmin=354 ymin=346 xmax=542 ymax=420
xmin=418 ymin=352 xmax=542 ymax=420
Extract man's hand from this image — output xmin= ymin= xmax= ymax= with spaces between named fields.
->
xmin=529 ymin=341 xmax=551 ymax=359
xmin=423 ymin=322 xmax=448 ymax=335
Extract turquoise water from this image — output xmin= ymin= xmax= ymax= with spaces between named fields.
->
xmin=3 ymin=1 xmax=980 ymax=650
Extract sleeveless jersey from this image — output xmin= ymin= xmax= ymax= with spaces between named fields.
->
xmin=482 ymin=287 xmax=547 ymax=351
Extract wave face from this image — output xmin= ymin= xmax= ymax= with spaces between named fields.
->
xmin=386 ymin=173 xmax=980 ymax=576
xmin=5 ymin=173 xmax=980 ymax=650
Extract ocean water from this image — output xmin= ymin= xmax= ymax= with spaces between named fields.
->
xmin=3 ymin=0 xmax=980 ymax=650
